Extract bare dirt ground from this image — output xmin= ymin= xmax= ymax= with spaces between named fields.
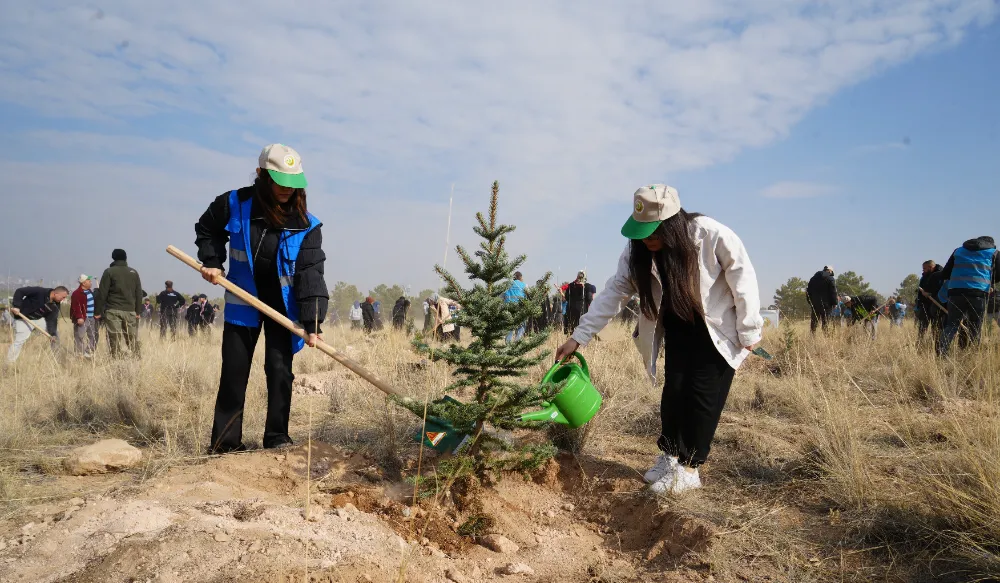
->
xmin=0 ymin=430 xmax=719 ymax=583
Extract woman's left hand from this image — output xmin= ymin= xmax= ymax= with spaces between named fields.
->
xmin=744 ymin=342 xmax=758 ymax=352
xmin=307 ymin=333 xmax=323 ymax=347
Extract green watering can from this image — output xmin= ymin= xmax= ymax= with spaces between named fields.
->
xmin=416 ymin=352 xmax=603 ymax=453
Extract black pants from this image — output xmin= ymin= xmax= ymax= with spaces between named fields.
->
xmin=916 ymin=306 xmax=942 ymax=342
xmin=658 ymin=325 xmax=736 ymax=467
xmin=210 ymin=320 xmax=295 ymax=452
xmin=938 ymin=294 xmax=987 ymax=355
xmin=565 ymin=302 xmax=584 ymax=334
xmin=160 ymin=313 xmax=179 ymax=339
xmin=808 ymin=297 xmax=830 ymax=333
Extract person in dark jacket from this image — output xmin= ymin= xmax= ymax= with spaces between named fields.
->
xmin=196 ymin=144 xmax=328 ymax=453
xmin=937 ymin=236 xmax=1000 ymax=355
xmin=391 ymin=296 xmax=410 ymax=330
xmin=6 ymin=286 xmax=68 ymax=363
xmin=915 ymin=260 xmax=944 ymax=342
xmin=844 ymin=294 xmax=881 ymax=340
xmin=806 ymin=266 xmax=838 ymax=334
xmin=564 ymin=271 xmax=588 ymax=334
xmin=186 ymin=294 xmax=215 ymax=335
xmin=95 ymin=249 xmax=144 ymax=358
xmin=157 ymin=282 xmax=186 ymax=339
xmin=361 ymin=297 xmax=376 ymax=333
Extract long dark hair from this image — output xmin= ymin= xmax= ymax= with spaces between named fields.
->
xmin=628 ymin=209 xmax=704 ymax=322
xmin=253 ymin=170 xmax=308 ymax=227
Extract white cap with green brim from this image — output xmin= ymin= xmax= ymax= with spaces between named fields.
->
xmin=621 ymin=184 xmax=681 ymax=239
xmin=259 ymin=144 xmax=308 ymax=189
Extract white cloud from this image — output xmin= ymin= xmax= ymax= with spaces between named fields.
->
xmin=0 ymin=1 xmax=995 ymax=291
xmin=760 ymin=181 xmax=838 ymax=199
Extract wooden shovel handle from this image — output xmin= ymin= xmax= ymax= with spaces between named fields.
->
xmin=166 ymin=245 xmax=407 ymax=400
xmin=15 ymin=311 xmax=53 ymax=339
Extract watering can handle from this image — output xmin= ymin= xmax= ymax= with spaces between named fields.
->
xmin=543 ymin=351 xmax=589 ymax=383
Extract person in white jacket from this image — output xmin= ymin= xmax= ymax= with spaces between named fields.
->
xmin=555 ymin=184 xmax=764 ymax=495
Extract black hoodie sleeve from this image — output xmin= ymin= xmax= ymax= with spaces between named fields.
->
xmin=195 ymin=192 xmax=232 ymax=270
xmin=940 ymin=252 xmax=956 ymax=281
xmin=295 ymin=225 xmax=329 ymax=335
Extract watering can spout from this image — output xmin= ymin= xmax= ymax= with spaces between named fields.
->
xmin=520 ymin=403 xmax=570 ymax=425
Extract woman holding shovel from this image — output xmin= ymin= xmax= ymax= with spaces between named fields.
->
xmin=554 ymin=185 xmax=763 ymax=494
xmin=195 ymin=144 xmax=328 ymax=453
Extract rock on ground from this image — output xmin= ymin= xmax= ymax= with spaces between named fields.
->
xmin=480 ymin=533 xmax=519 ymax=554
xmin=501 ymin=562 xmax=535 ymax=575
xmin=63 ymin=439 xmax=142 ymax=475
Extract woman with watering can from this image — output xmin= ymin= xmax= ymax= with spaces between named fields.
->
xmin=555 ymin=185 xmax=763 ymax=494
xmin=195 ymin=144 xmax=328 ymax=453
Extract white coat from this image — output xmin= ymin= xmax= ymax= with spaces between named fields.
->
xmin=571 ymin=216 xmax=764 ymax=384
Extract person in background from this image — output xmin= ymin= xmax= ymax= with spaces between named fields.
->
xmin=564 ymin=272 xmax=588 ymax=335
xmin=361 ymin=297 xmax=376 ymax=334
xmin=583 ymin=277 xmax=597 ymax=314
xmin=915 ymin=260 xmax=944 ymax=343
xmin=6 ymin=286 xmax=68 ymax=363
xmin=429 ymin=293 xmax=461 ymax=341
xmin=140 ymin=298 xmax=154 ymax=329
xmin=198 ymin=294 xmax=216 ymax=333
xmin=185 ymin=301 xmax=199 ymax=336
xmin=530 ymin=279 xmax=552 ymax=334
xmin=157 ymin=281 xmax=186 ymax=340
xmin=392 ymin=296 xmax=411 ymax=330
xmin=937 ymin=236 xmax=1000 ymax=355
xmin=844 ymin=295 xmax=881 ymax=340
xmin=888 ymin=296 xmax=906 ymax=327
xmin=196 ymin=143 xmax=327 ymax=453
xmin=555 ymin=184 xmax=763 ymax=495
xmin=504 ymin=271 xmax=528 ymax=343
xmin=349 ymin=301 xmax=363 ymax=330
xmin=70 ymin=274 xmax=99 ymax=357
xmin=95 ymin=249 xmax=144 ymax=358
xmin=422 ymin=298 xmax=433 ymax=334
xmin=806 ymin=266 xmax=838 ymax=334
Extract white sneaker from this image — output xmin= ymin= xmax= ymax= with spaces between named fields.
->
xmin=643 ymin=454 xmax=679 ymax=484
xmin=650 ymin=466 xmax=701 ymax=495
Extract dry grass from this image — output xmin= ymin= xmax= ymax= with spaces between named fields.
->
xmin=1 ymin=316 xmax=998 ymax=581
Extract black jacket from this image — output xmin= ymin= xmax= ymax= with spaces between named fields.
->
xmin=361 ymin=302 xmax=375 ymax=329
xmin=916 ymin=265 xmax=943 ymax=311
xmin=157 ymin=290 xmax=186 ymax=314
xmin=807 ymin=270 xmax=838 ymax=307
xmin=392 ymin=297 xmax=410 ymax=324
xmin=850 ymin=295 xmax=881 ymax=322
xmin=939 ymin=236 xmax=999 ymax=298
xmin=195 ymin=187 xmax=328 ymax=334
xmin=11 ymin=287 xmax=59 ymax=335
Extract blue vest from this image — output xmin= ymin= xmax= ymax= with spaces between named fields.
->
xmin=223 ymin=190 xmax=320 ymax=354
xmin=950 ymin=247 xmax=995 ymax=292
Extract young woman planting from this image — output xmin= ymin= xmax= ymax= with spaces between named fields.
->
xmin=554 ymin=184 xmax=763 ymax=494
xmin=195 ymin=144 xmax=328 ymax=453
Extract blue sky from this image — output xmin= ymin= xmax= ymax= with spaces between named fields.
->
xmin=1 ymin=1 xmax=998 ymax=304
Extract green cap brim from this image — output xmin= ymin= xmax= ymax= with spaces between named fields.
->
xmin=621 ymin=215 xmax=662 ymax=239
xmin=267 ymin=169 xmax=308 ymax=189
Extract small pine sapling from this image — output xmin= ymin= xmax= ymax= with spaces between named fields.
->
xmin=407 ymin=181 xmax=560 ymax=483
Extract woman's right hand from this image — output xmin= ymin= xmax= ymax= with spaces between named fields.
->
xmin=554 ymin=338 xmax=580 ymax=363
xmin=201 ymin=267 xmax=223 ymax=285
